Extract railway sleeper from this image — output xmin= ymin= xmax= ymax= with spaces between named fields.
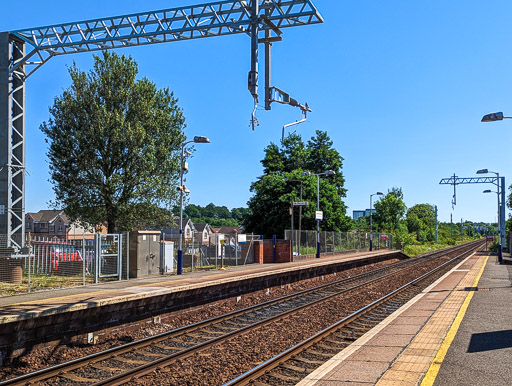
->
xmin=90 ymin=362 xmax=124 ymax=372
xmin=110 ymin=357 xmax=147 ymax=365
xmin=280 ymin=362 xmax=309 ymax=373
xmin=307 ymin=349 xmax=334 ymax=358
xmin=267 ymin=371 xmax=302 ymax=383
xmin=292 ymin=356 xmax=326 ymax=365
xmin=153 ymin=343 xmax=184 ymax=351
xmin=60 ymin=373 xmax=99 ymax=383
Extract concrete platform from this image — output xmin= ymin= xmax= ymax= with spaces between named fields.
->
xmin=298 ymin=250 xmax=512 ymax=385
xmin=0 ymin=249 xmax=401 ymax=359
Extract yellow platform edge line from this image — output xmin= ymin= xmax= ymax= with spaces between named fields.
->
xmin=420 ymin=254 xmax=489 ymax=386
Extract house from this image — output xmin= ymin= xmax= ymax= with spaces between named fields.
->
xmin=25 ymin=210 xmax=101 ymax=240
xmin=194 ymin=223 xmax=213 ymax=245
xmin=218 ymin=226 xmax=243 ymax=237
xmin=162 ymin=219 xmax=196 ymax=242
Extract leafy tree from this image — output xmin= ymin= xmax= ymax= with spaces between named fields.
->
xmin=244 ymin=131 xmax=350 ymax=237
xmin=41 ymin=51 xmax=185 ymax=232
xmin=184 ymin=204 xmax=202 ymax=219
xmin=406 ymin=203 xmax=435 ymax=242
xmin=374 ymin=187 xmax=407 ymax=233
xmin=231 ymin=207 xmax=251 ymax=221
xmin=351 ymin=215 xmax=369 ymax=231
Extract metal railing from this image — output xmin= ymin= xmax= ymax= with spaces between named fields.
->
xmin=284 ymin=230 xmax=392 ymax=257
xmin=176 ymin=233 xmax=260 ymax=270
xmin=0 ymin=233 xmax=128 ymax=296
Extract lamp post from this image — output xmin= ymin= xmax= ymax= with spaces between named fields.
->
xmin=477 ymin=168 xmax=502 ymax=263
xmin=177 ymin=136 xmax=210 ymax=275
xmin=369 ymin=192 xmax=384 ymax=251
xmin=483 ymin=188 xmax=501 ymax=263
xmin=285 ymin=178 xmax=304 ymax=255
xmin=302 ymin=170 xmax=336 ymax=259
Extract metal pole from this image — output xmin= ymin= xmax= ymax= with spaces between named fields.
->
xmin=82 ymin=233 xmax=85 ymax=285
xmin=178 ymin=145 xmax=185 ymax=275
xmin=500 ymin=176 xmax=506 ymax=250
xmin=27 ymin=232 xmax=31 ymax=293
xmin=316 ymin=175 xmax=320 ymax=259
xmin=460 ymin=218 xmax=463 ymax=242
xmin=435 ymin=205 xmax=438 ymax=244
xmin=298 ymin=181 xmax=303 ymax=255
xmin=191 ymin=230 xmax=195 ymax=272
xmin=126 ymin=231 xmax=130 ymax=280
xmin=249 ymin=0 xmax=259 ymax=102
xmin=450 ymin=213 xmax=453 ymax=240
xmin=264 ymin=6 xmax=271 ymax=111
xmin=370 ymin=194 xmax=373 ymax=251
xmin=290 ymin=205 xmax=294 ymax=261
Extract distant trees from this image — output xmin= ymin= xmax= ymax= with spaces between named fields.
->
xmin=180 ymin=203 xmax=250 ymax=227
xmin=244 ymin=131 xmax=350 ymax=238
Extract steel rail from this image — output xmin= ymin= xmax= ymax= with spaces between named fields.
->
xmin=225 ymin=241 xmax=483 ymax=385
xmin=0 ymin=242 xmax=481 ymax=385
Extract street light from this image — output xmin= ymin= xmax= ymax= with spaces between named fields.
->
xmin=284 ymin=178 xmax=304 ymax=256
xmin=481 ymin=112 xmax=512 ymax=122
xmin=369 ymin=192 xmax=384 ymax=251
xmin=177 ymin=136 xmax=211 ymax=275
xmin=477 ymin=168 xmax=502 ymax=263
xmin=302 ymin=170 xmax=336 ymax=259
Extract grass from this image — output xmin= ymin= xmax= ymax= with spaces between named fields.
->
xmin=0 ymin=274 xmax=95 ymax=297
xmin=403 ymin=239 xmax=477 ymax=257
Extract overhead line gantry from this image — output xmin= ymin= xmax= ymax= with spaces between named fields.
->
xmin=439 ymin=173 xmax=506 ymax=250
xmin=0 ymin=0 xmax=323 ymax=249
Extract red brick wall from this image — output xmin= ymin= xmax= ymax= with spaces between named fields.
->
xmin=253 ymin=240 xmax=291 ymax=264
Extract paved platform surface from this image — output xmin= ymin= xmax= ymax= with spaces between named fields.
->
xmin=299 ymin=250 xmax=512 ymax=385
xmin=0 ymin=249 xmax=395 ymax=322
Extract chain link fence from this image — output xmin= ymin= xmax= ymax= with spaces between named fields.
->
xmin=285 ymin=230 xmax=392 ymax=257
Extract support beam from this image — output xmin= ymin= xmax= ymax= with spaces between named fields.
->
xmin=0 ymin=33 xmax=9 ymax=238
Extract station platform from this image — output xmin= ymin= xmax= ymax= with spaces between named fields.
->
xmin=298 ymin=250 xmax=512 ymax=385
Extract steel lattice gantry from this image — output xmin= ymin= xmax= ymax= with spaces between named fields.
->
xmin=0 ymin=0 xmax=323 ymax=249
xmin=439 ymin=175 xmax=506 ymax=248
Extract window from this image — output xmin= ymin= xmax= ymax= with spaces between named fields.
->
xmin=186 ymin=228 xmax=191 ymax=237
xmin=26 ymin=222 xmax=31 ymax=229
xmin=49 ymin=226 xmax=54 ymax=232
xmin=58 ymin=225 xmax=64 ymax=232
xmin=39 ymin=223 xmax=47 ymax=229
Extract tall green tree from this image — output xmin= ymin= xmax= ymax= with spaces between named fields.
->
xmin=244 ymin=131 xmax=350 ymax=237
xmin=41 ymin=51 xmax=186 ymax=233
xmin=374 ymin=187 xmax=407 ymax=233
xmin=406 ymin=203 xmax=435 ymax=242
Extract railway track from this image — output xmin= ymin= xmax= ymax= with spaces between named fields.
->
xmin=226 ymin=240 xmax=483 ymax=385
xmin=0 ymin=241 xmax=482 ymax=385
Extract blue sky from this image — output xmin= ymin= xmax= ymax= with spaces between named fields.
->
xmin=1 ymin=0 xmax=511 ymax=224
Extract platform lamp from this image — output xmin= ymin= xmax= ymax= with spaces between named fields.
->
xmin=477 ymin=168 xmax=502 ymax=264
xmin=302 ymin=170 xmax=336 ymax=259
xmin=483 ymin=188 xmax=502 ymax=263
xmin=481 ymin=112 xmax=512 ymax=122
xmin=370 ymin=192 xmax=384 ymax=251
xmin=177 ymin=136 xmax=210 ymax=275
